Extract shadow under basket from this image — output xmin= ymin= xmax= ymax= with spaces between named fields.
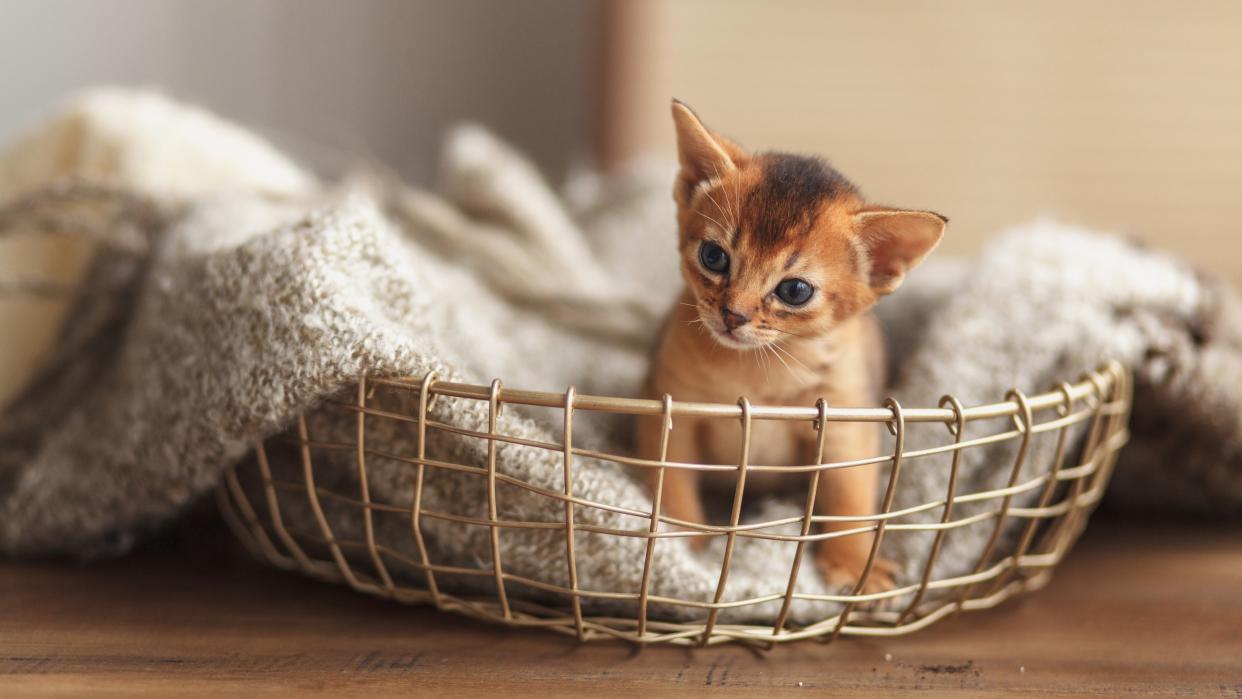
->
xmin=217 ymin=362 xmax=1131 ymax=648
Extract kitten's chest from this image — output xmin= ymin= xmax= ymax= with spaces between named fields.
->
xmin=692 ymin=365 xmax=842 ymax=468
xmin=697 ymin=415 xmax=812 ymax=469
xmin=648 ymin=310 xmax=882 ymax=475
xmin=677 ymin=341 xmax=857 ymax=406
xmin=674 ymin=344 xmax=859 ymax=469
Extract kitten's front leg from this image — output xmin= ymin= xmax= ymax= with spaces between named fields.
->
xmin=812 ymin=420 xmax=898 ymax=594
xmin=636 ymin=413 xmax=710 ymax=550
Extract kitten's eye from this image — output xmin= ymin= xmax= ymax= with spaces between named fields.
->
xmin=775 ymin=278 xmax=814 ymax=306
xmin=699 ymin=241 xmax=730 ymax=274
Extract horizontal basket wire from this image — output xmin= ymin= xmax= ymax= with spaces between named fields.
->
xmin=218 ymin=362 xmax=1131 ymax=648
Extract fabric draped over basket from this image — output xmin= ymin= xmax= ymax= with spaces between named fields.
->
xmin=1 ymin=90 xmax=1240 ymax=627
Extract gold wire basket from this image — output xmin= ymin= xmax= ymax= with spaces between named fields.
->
xmin=217 ymin=362 xmax=1130 ymax=648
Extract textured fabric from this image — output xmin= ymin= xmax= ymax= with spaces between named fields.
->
xmin=1 ymin=90 xmax=1239 ymax=625
xmin=877 ymin=225 xmax=1242 ymax=584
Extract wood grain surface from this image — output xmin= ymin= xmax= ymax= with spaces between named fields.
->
xmin=2 ymin=515 xmax=1239 ymax=697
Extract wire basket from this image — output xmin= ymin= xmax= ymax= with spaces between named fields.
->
xmin=218 ymin=362 xmax=1130 ymax=648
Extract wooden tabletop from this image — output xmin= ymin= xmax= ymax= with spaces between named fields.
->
xmin=2 ymin=514 xmax=1239 ymax=697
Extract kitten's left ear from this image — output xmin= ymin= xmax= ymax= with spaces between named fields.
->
xmin=854 ymin=209 xmax=947 ymax=294
xmin=671 ymin=100 xmax=747 ymax=205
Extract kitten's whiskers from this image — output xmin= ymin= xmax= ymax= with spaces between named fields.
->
xmin=757 ymin=343 xmax=776 ymax=380
xmin=711 ymin=162 xmax=739 ymax=231
xmin=700 ymin=184 xmax=733 ymax=232
xmin=696 ymin=209 xmax=729 ymax=232
xmin=718 ymin=154 xmax=742 ymax=232
xmin=765 ymin=342 xmax=796 ymax=377
xmin=771 ymin=341 xmax=815 ymax=379
xmin=767 ymin=326 xmax=812 ymax=340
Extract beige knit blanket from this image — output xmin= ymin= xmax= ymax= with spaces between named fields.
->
xmin=2 ymin=91 xmax=1238 ymax=624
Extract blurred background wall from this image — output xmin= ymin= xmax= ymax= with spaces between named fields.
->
xmin=601 ymin=0 xmax=1242 ymax=282
xmin=0 ymin=0 xmax=601 ymax=182
xmin=2 ymin=0 xmax=1238 ymax=275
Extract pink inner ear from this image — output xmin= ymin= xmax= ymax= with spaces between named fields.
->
xmin=858 ymin=212 xmax=945 ymax=293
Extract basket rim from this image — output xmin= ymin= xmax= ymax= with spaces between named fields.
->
xmin=221 ymin=360 xmax=1132 ymax=647
xmin=366 ymin=361 xmax=1125 ymax=425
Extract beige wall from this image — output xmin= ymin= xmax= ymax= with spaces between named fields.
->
xmin=605 ymin=0 xmax=1242 ymax=281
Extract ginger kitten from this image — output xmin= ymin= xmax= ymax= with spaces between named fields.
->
xmin=638 ymin=100 xmax=946 ymax=591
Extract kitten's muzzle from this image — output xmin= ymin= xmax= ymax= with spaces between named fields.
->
xmin=720 ymin=307 xmax=749 ymax=331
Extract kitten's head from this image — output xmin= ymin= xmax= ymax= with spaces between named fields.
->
xmin=671 ymin=100 xmax=946 ymax=350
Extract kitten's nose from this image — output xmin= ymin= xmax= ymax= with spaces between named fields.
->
xmin=720 ymin=307 xmax=749 ymax=331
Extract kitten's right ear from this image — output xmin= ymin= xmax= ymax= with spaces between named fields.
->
xmin=671 ymin=100 xmax=743 ymax=205
xmin=853 ymin=209 xmax=947 ymax=295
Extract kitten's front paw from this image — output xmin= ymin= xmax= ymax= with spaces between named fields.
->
xmin=687 ymin=531 xmax=712 ymax=552
xmin=815 ymin=543 xmax=898 ymax=600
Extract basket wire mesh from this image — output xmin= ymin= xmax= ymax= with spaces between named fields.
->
xmin=218 ymin=362 xmax=1131 ymax=648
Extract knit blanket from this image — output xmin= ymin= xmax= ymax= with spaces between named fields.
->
xmin=1 ymin=90 xmax=1239 ymax=624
